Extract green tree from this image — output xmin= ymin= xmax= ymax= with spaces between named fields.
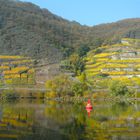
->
xmin=69 ymin=54 xmax=85 ymax=75
xmin=46 ymin=75 xmax=73 ymax=97
xmin=77 ymin=45 xmax=90 ymax=57
xmin=72 ymin=82 xmax=84 ymax=96
xmin=45 ymin=74 xmax=89 ymax=97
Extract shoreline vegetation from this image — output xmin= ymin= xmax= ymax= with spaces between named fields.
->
xmin=0 ymin=74 xmax=139 ymax=101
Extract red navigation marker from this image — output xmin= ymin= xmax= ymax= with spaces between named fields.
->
xmin=86 ymin=99 xmax=93 ymax=117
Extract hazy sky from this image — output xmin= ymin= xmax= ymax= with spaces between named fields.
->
xmin=21 ymin=0 xmax=140 ymax=26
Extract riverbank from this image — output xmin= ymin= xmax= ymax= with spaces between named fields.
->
xmin=0 ymin=87 xmax=47 ymax=92
xmin=0 ymin=90 xmax=140 ymax=102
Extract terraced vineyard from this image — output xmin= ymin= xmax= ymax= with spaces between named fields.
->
xmin=85 ymin=38 xmax=140 ymax=86
xmin=0 ymin=55 xmax=35 ymax=86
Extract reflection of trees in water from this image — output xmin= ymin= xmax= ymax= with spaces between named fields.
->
xmin=63 ymin=113 xmax=86 ymax=140
xmin=0 ymin=103 xmax=35 ymax=140
xmin=90 ymin=101 xmax=140 ymax=140
xmin=44 ymin=101 xmax=111 ymax=140
xmin=111 ymin=101 xmax=130 ymax=116
xmin=44 ymin=101 xmax=86 ymax=140
xmin=43 ymin=100 xmax=140 ymax=140
xmin=1 ymin=100 xmax=140 ymax=140
xmin=22 ymin=128 xmax=68 ymax=140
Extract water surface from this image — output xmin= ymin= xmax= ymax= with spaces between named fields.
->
xmin=0 ymin=96 xmax=140 ymax=140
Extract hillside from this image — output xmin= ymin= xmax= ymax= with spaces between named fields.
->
xmin=0 ymin=55 xmax=35 ymax=86
xmin=85 ymin=38 xmax=140 ymax=88
xmin=0 ymin=0 xmax=140 ymax=65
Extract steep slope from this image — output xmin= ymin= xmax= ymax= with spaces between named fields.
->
xmin=0 ymin=0 xmax=140 ymax=65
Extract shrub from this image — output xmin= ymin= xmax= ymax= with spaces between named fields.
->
xmin=45 ymin=74 xmax=88 ymax=97
xmin=46 ymin=75 xmax=72 ymax=97
xmin=108 ymin=80 xmax=130 ymax=96
xmin=77 ymin=45 xmax=90 ymax=57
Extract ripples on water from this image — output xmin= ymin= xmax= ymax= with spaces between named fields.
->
xmin=0 ymin=97 xmax=140 ymax=140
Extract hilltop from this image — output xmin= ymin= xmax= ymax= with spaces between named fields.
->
xmin=0 ymin=0 xmax=140 ymax=65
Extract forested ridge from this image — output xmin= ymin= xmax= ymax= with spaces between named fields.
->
xmin=0 ymin=0 xmax=140 ymax=64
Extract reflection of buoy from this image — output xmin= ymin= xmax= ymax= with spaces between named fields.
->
xmin=86 ymin=99 xmax=93 ymax=117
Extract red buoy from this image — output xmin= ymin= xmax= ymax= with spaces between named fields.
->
xmin=86 ymin=99 xmax=93 ymax=117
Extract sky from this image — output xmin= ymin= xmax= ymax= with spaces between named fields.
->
xmin=21 ymin=0 xmax=140 ymax=26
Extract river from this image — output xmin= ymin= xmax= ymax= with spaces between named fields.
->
xmin=0 ymin=91 xmax=140 ymax=140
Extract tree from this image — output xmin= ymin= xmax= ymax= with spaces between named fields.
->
xmin=45 ymin=74 xmax=89 ymax=97
xmin=69 ymin=54 xmax=85 ymax=75
xmin=94 ymin=48 xmax=103 ymax=54
xmin=77 ymin=45 xmax=90 ymax=57
xmin=63 ymin=47 xmax=74 ymax=58
xmin=71 ymin=82 xmax=85 ymax=96
xmin=46 ymin=75 xmax=73 ymax=97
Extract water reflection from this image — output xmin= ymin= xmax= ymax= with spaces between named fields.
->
xmin=0 ymin=99 xmax=140 ymax=139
